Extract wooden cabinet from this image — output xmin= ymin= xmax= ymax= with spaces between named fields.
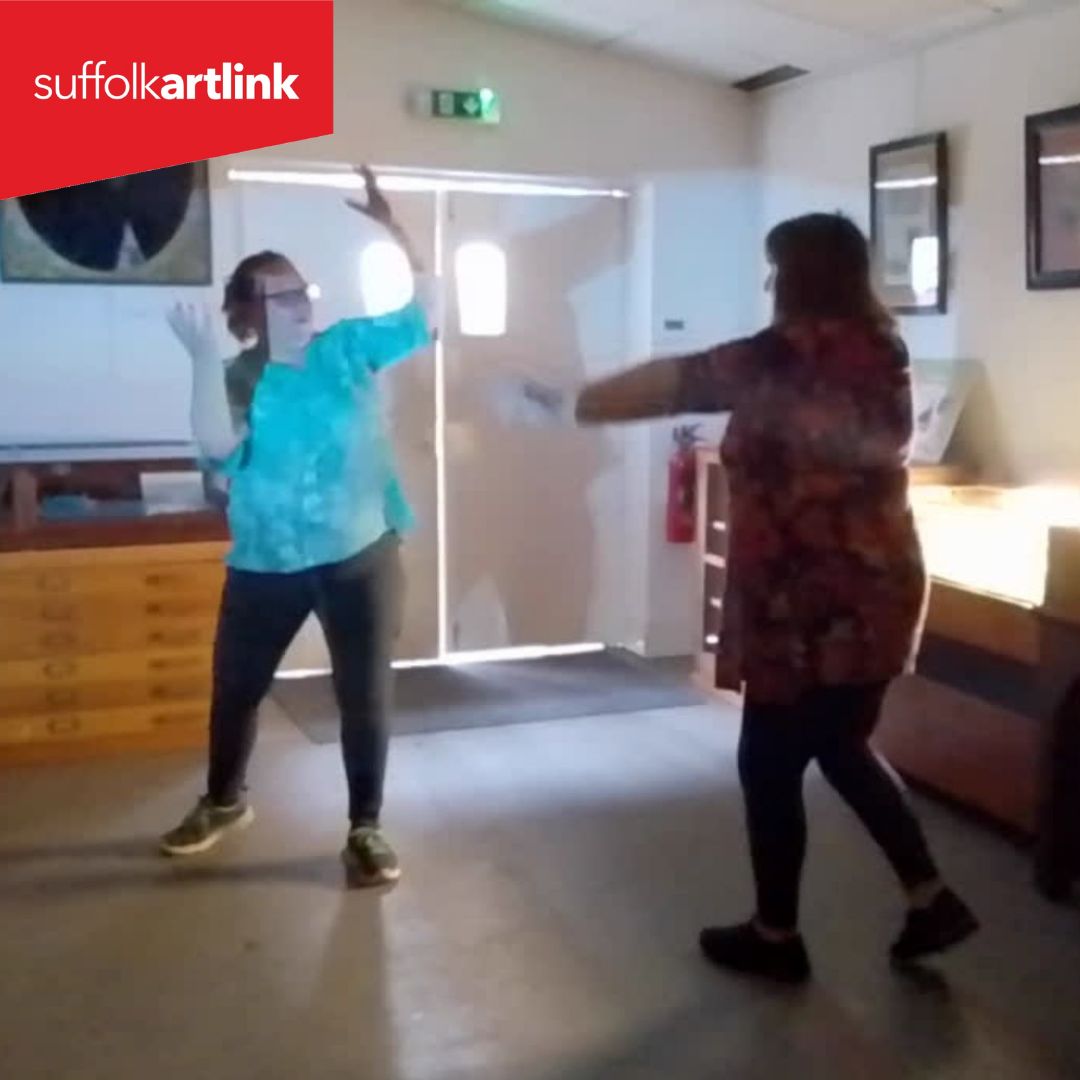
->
xmin=693 ymin=448 xmax=738 ymax=694
xmin=0 ymin=542 xmax=226 ymax=764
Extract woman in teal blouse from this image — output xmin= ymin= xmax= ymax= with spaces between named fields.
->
xmin=160 ymin=169 xmax=429 ymax=887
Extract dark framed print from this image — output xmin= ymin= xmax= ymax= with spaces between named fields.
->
xmin=1026 ymin=103 xmax=1080 ymax=290
xmin=1 ymin=162 xmax=211 ymax=285
xmin=870 ymin=132 xmax=949 ymax=315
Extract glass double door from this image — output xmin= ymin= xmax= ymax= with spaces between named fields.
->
xmin=236 ymin=177 xmax=631 ymax=663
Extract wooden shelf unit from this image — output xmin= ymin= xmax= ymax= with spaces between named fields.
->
xmin=693 ymin=448 xmax=738 ymax=695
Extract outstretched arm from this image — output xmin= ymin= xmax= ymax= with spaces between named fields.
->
xmin=575 ymin=357 xmax=681 ymax=424
xmin=167 ymin=303 xmax=241 ymax=462
xmin=575 ymin=338 xmax=753 ymax=425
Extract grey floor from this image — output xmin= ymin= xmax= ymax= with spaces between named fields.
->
xmin=2 ymin=695 xmax=1079 ymax=1080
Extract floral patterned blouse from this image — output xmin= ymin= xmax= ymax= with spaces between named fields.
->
xmin=677 ymin=320 xmax=927 ymax=703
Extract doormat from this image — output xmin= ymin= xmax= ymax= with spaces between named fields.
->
xmin=273 ymin=648 xmax=703 ymax=745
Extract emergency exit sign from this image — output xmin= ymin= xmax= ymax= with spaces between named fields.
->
xmin=428 ymin=87 xmax=501 ymax=125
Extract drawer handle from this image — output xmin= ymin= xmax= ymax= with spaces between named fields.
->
xmin=47 ymin=716 xmax=82 ymax=736
xmin=145 ymin=602 xmax=200 ymax=617
xmin=36 ymin=573 xmax=72 ymax=594
xmin=147 ymin=655 xmax=203 ymax=673
xmin=46 ymin=688 xmax=79 ymax=708
xmin=144 ymin=573 xmax=189 ymax=588
xmin=149 ymin=630 xmax=201 ymax=646
xmin=41 ymin=603 xmax=76 ymax=622
xmin=43 ymin=659 xmax=77 ymax=679
xmin=150 ymin=712 xmax=201 ymax=728
xmin=41 ymin=631 xmax=77 ymax=650
xmin=150 ymin=684 xmax=195 ymax=701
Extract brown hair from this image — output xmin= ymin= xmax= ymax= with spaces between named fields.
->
xmin=221 ymin=250 xmax=300 ymax=344
xmin=766 ymin=213 xmax=894 ymax=332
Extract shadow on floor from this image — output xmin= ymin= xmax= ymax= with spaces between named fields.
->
xmin=0 ymin=843 xmax=349 ymax=893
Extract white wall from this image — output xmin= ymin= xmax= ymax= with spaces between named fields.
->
xmin=639 ymin=172 xmax=759 ymax=656
xmin=0 ymin=171 xmax=242 ymax=448
xmin=756 ymin=4 xmax=1080 ymax=482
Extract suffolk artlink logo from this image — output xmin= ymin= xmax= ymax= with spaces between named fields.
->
xmin=35 ymin=61 xmax=301 ymax=102
xmin=3 ymin=0 xmax=332 ymax=199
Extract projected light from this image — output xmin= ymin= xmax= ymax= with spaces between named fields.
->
xmin=455 ymin=241 xmax=507 ymax=337
xmin=360 ymin=240 xmax=415 ymax=316
xmin=274 ymin=642 xmax=607 ymax=678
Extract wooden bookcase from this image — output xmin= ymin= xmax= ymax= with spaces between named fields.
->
xmin=693 ymin=448 xmax=738 ymax=695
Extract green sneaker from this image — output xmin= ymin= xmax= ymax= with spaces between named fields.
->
xmin=160 ymin=796 xmax=255 ymax=856
xmin=342 ymin=825 xmax=401 ymax=888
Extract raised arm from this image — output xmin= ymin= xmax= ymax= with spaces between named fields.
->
xmin=167 ymin=303 xmax=242 ymax=463
xmin=575 ymin=338 xmax=754 ymax=425
xmin=346 ymin=166 xmax=433 ymax=316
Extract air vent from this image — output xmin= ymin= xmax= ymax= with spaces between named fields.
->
xmin=733 ymin=65 xmax=808 ymax=93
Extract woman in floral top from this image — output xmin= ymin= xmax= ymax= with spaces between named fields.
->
xmin=576 ymin=214 xmax=977 ymax=983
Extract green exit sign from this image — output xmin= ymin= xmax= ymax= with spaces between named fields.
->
xmin=429 ymin=88 xmax=501 ymax=125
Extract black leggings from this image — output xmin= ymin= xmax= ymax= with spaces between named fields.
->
xmin=739 ymin=682 xmax=939 ymax=931
xmin=207 ymin=534 xmax=403 ymax=826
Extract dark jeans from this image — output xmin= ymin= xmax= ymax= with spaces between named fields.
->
xmin=207 ymin=534 xmax=403 ymax=827
xmin=739 ymin=681 xmax=939 ymax=931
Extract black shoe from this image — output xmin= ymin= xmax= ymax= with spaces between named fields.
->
xmin=699 ymin=922 xmax=811 ymax=985
xmin=342 ymin=825 xmax=402 ymax=888
xmin=160 ymin=796 xmax=254 ymax=856
xmin=891 ymin=889 xmax=979 ymax=964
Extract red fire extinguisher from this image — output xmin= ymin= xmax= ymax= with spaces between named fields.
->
xmin=666 ymin=424 xmax=702 ymax=544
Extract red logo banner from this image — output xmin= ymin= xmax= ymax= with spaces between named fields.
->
xmin=1 ymin=0 xmax=334 ymax=199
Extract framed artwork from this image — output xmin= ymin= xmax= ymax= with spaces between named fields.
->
xmin=870 ymin=133 xmax=949 ymax=315
xmin=909 ymin=359 xmax=977 ymax=466
xmin=1026 ymin=103 xmax=1080 ymax=290
xmin=1 ymin=162 xmax=211 ymax=285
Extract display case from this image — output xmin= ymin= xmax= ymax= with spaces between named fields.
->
xmin=912 ymin=483 xmax=1080 ymax=608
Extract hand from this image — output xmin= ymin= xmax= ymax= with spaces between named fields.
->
xmin=345 ymin=166 xmax=395 ymax=227
xmin=520 ymin=379 xmax=568 ymax=416
xmin=167 ymin=302 xmax=218 ymax=365
xmin=489 ymin=378 xmax=574 ymax=429
xmin=345 ymin=165 xmax=424 ymax=272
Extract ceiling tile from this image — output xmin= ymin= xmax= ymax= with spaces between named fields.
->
xmin=728 ymin=0 xmax=980 ymax=37
xmin=887 ymin=5 xmax=990 ymax=45
xmin=459 ymin=0 xmax=676 ymax=44
xmin=614 ymin=32 xmax=771 ymax=82
xmin=419 ymin=0 xmax=1069 ymax=83
xmin=624 ymin=0 xmax=873 ymax=76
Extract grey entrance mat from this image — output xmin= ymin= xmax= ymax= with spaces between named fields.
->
xmin=273 ymin=648 xmax=703 ymax=745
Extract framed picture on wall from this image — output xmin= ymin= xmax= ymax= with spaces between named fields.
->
xmin=0 ymin=162 xmax=211 ymax=285
xmin=1026 ymin=103 xmax=1080 ymax=290
xmin=870 ymin=133 xmax=949 ymax=315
